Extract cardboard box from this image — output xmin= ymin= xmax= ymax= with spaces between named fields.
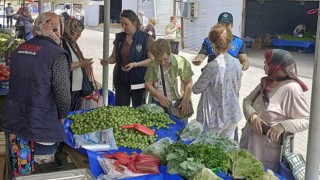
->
xmin=252 ymin=43 xmax=265 ymax=50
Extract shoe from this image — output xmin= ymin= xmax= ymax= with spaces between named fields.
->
xmin=55 ymin=154 xmax=63 ymax=169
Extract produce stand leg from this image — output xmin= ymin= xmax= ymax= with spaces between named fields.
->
xmin=63 ymin=145 xmax=90 ymax=169
xmin=5 ymin=132 xmax=11 ymax=180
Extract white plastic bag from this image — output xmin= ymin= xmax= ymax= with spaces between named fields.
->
xmin=81 ymin=90 xmax=104 ymax=110
xmin=142 ymin=137 xmax=174 ymax=164
xmin=73 ymin=128 xmax=117 ymax=150
xmin=179 ymin=121 xmax=203 ymax=141
xmin=97 ymin=157 xmax=146 ymax=179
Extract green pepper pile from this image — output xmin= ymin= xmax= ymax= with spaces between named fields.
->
xmin=69 ymin=106 xmax=176 ymax=150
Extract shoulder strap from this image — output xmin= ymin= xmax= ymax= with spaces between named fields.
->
xmin=159 ymin=64 xmax=167 ymax=97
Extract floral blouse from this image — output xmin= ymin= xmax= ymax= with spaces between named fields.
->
xmin=192 ymin=53 xmax=242 ymax=128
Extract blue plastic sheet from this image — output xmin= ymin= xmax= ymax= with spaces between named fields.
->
xmin=272 ymin=39 xmax=315 ymax=48
xmin=63 ymin=111 xmax=187 ymax=179
xmin=64 ymin=108 xmax=286 ymax=180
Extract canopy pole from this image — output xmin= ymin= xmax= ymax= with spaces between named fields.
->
xmin=305 ymin=2 xmax=320 ymax=179
xmin=38 ymin=0 xmax=43 ymax=14
xmin=102 ymin=0 xmax=110 ymax=106
xmin=3 ymin=0 xmax=6 ymax=29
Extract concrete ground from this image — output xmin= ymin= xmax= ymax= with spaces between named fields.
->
xmin=77 ymin=28 xmax=314 ymax=161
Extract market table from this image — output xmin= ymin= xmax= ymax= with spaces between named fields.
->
xmin=64 ymin=111 xmax=287 ymax=180
xmin=272 ymin=39 xmax=315 ymax=53
xmin=64 ymin=112 xmax=187 ymax=179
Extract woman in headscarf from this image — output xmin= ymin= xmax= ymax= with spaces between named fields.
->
xmin=62 ymin=18 xmax=93 ymax=111
xmin=240 ymin=49 xmax=309 ymax=171
xmin=1 ymin=12 xmax=71 ymax=176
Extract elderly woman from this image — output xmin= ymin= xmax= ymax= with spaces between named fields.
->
xmin=1 ymin=12 xmax=71 ymax=176
xmin=62 ymin=18 xmax=93 ymax=110
xmin=240 ymin=49 xmax=309 ymax=171
xmin=144 ymin=38 xmax=193 ymax=118
xmin=192 ymin=24 xmax=242 ymax=139
xmin=100 ymin=9 xmax=153 ymax=107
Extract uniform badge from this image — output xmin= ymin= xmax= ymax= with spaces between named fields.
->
xmin=136 ymin=44 xmax=142 ymax=52
xmin=230 ymin=45 xmax=236 ymax=51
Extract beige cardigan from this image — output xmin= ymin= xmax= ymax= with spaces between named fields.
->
xmin=240 ymin=79 xmax=309 ymax=171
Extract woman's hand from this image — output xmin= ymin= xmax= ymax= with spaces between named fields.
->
xmin=156 ymin=92 xmax=170 ymax=108
xmin=81 ymin=58 xmax=93 ymax=68
xmin=100 ymin=58 xmax=109 ymax=66
xmin=123 ymin=62 xmax=137 ymax=72
xmin=178 ymin=98 xmax=190 ymax=116
xmin=60 ymin=118 xmax=65 ymax=125
xmin=251 ymin=114 xmax=263 ymax=134
xmin=267 ymin=124 xmax=285 ymax=142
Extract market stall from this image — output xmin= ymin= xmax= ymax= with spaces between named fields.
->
xmin=63 ymin=105 xmax=286 ymax=180
xmin=272 ymin=33 xmax=316 ymax=53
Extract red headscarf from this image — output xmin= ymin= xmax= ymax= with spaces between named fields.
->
xmin=256 ymin=49 xmax=308 ymax=107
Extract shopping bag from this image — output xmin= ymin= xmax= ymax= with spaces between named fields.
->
xmin=81 ymin=68 xmax=94 ymax=96
xmin=164 ymin=31 xmax=176 ymax=41
xmin=167 ymin=99 xmax=194 ymax=119
xmin=81 ymin=90 xmax=104 ymax=110
xmin=80 ymin=73 xmax=103 ymax=110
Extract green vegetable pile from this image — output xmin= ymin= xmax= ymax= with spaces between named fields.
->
xmin=192 ymin=168 xmax=222 ymax=180
xmin=166 ymin=141 xmax=230 ymax=179
xmin=165 ymin=141 xmax=275 ymax=180
xmin=137 ymin=103 xmax=165 ymax=114
xmin=228 ymin=149 xmax=266 ymax=179
xmin=0 ymin=32 xmax=24 ymax=52
xmin=280 ymin=32 xmax=315 ymax=42
xmin=68 ymin=106 xmax=176 ymax=150
xmin=191 ymin=132 xmax=239 ymax=152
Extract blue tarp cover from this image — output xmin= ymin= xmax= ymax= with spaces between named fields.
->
xmin=272 ymin=39 xmax=315 ymax=48
xmin=64 ymin=110 xmax=286 ymax=180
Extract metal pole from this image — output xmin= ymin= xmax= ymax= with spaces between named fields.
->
xmin=102 ymin=0 xmax=110 ymax=105
xmin=305 ymin=2 xmax=320 ymax=179
xmin=3 ymin=0 xmax=6 ymax=30
xmin=38 ymin=0 xmax=43 ymax=14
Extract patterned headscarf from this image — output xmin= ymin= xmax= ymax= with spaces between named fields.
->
xmin=63 ymin=19 xmax=84 ymax=42
xmin=258 ymin=49 xmax=308 ymax=107
xmin=63 ymin=19 xmax=92 ymax=80
xmin=33 ymin=12 xmax=63 ymax=44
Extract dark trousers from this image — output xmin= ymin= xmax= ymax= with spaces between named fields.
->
xmin=114 ymin=68 xmax=146 ymax=107
xmin=115 ymin=86 xmax=146 ymax=107
xmin=170 ymin=41 xmax=180 ymax=55
xmin=6 ymin=16 xmax=12 ymax=27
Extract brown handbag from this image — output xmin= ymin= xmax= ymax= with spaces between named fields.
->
xmin=159 ymin=65 xmax=194 ymax=119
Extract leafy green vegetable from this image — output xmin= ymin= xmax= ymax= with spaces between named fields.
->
xmin=192 ymin=168 xmax=222 ymax=180
xmin=166 ymin=141 xmax=230 ymax=179
xmin=191 ymin=132 xmax=239 ymax=152
xmin=280 ymin=32 xmax=315 ymax=42
xmin=228 ymin=149 xmax=266 ymax=180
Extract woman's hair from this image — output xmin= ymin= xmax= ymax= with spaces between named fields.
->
xmin=120 ymin=9 xmax=141 ymax=29
xmin=170 ymin=16 xmax=177 ymax=21
xmin=149 ymin=17 xmax=156 ymax=26
xmin=150 ymin=39 xmax=171 ymax=58
xmin=208 ymin=24 xmax=233 ymax=52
